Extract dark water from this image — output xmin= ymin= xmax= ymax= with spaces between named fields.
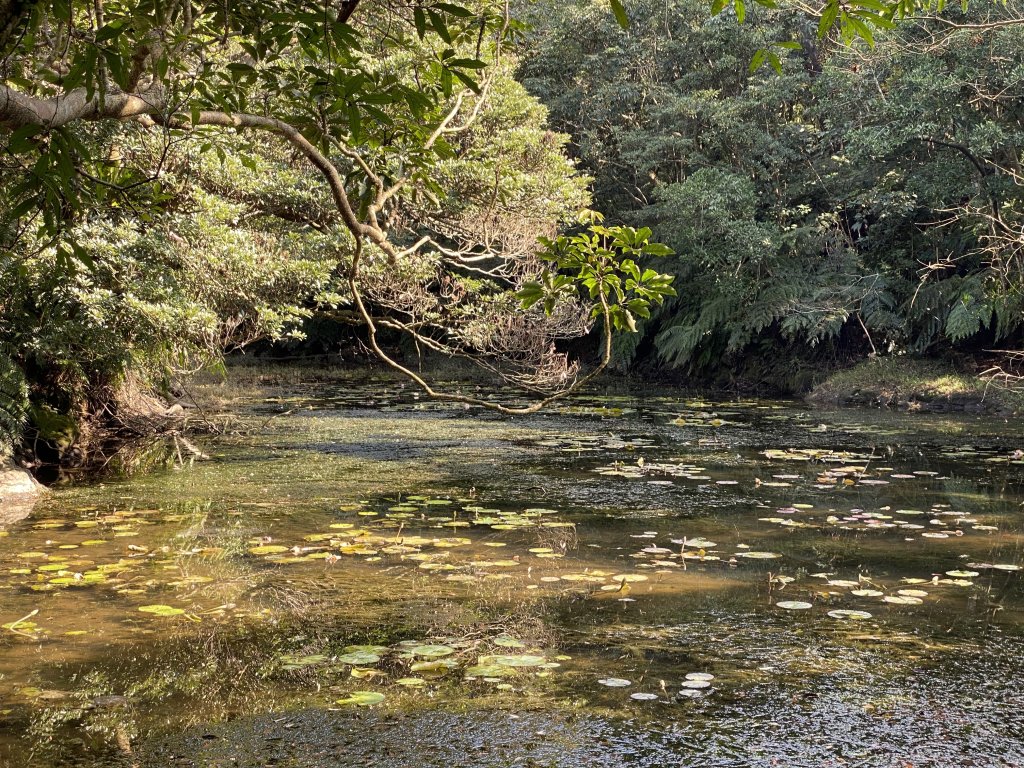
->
xmin=1 ymin=375 xmax=1022 ymax=767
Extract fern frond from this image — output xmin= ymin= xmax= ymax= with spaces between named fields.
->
xmin=0 ymin=348 xmax=28 ymax=458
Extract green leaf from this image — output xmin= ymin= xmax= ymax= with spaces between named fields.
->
xmin=451 ymin=68 xmax=481 ymax=94
xmin=818 ymin=0 xmax=840 ymax=36
xmin=610 ymin=0 xmax=629 ymax=29
xmin=428 ymin=9 xmax=453 ymax=43
xmin=414 ymin=6 xmax=427 ymax=39
xmin=6 ymin=126 xmax=41 ymax=155
xmin=434 ymin=2 xmax=475 ymax=16
xmin=749 ymin=48 xmax=768 ymax=73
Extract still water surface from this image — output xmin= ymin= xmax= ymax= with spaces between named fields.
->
xmin=1 ymin=375 xmax=1022 ymax=766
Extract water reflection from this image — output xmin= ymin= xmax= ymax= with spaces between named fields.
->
xmin=1 ymin=377 xmax=1022 ymax=766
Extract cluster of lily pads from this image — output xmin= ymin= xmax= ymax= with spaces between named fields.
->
xmin=275 ymin=633 xmax=567 ymax=707
xmin=597 ymin=671 xmax=717 ymax=702
xmin=756 ymin=501 xmax=1000 ymax=541
xmin=235 ymin=494 xmax=674 ymax=597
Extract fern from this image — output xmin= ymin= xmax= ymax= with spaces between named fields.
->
xmin=0 ymin=347 xmax=28 ymax=459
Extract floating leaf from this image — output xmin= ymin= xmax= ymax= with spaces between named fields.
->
xmin=248 ymin=545 xmax=289 ymax=555
xmin=681 ymin=679 xmax=711 ymax=689
xmin=137 ymin=604 xmax=185 ymax=617
xmin=630 ymin=692 xmax=659 ymax=700
xmin=883 ymin=595 xmax=923 ymax=605
xmin=411 ymin=644 xmax=455 ymax=658
xmin=489 ymin=655 xmax=546 ymax=668
xmin=337 ymin=651 xmax=382 ymax=665
xmin=776 ymin=601 xmax=813 ymax=610
xmin=493 ymin=634 xmax=525 ymax=648
xmin=827 ymin=610 xmax=872 ymax=620
xmin=335 ymin=691 xmax=384 ymax=706
xmin=685 ymin=672 xmax=714 ymax=681
xmin=597 ymin=678 xmax=631 ymax=687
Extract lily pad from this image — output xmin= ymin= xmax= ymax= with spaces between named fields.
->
xmin=681 ymin=679 xmax=712 ymax=689
xmin=248 ymin=545 xmax=289 ymax=555
xmin=337 ymin=650 xmax=382 ymax=665
xmin=335 ymin=691 xmax=384 ymax=706
xmin=827 ymin=610 xmax=873 ymax=620
xmin=137 ymin=604 xmax=185 ymax=617
xmin=492 ymin=634 xmax=526 ymax=649
xmin=883 ymin=595 xmax=923 ymax=605
xmin=597 ymin=678 xmax=632 ymax=687
xmin=410 ymin=644 xmax=455 ymax=658
xmin=685 ymin=672 xmax=714 ymax=681
xmin=776 ymin=601 xmax=813 ymax=610
xmin=489 ymin=655 xmax=546 ymax=668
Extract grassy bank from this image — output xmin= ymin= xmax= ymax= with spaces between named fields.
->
xmin=808 ymin=358 xmax=1024 ymax=415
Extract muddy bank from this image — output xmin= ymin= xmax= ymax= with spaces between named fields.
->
xmin=0 ymin=462 xmax=42 ymax=526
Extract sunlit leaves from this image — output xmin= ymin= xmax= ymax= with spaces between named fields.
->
xmin=518 ymin=214 xmax=676 ymax=333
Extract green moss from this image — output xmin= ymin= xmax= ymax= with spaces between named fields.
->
xmin=809 ymin=358 xmax=1024 ymax=414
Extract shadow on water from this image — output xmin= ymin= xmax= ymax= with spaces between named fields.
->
xmin=1 ymin=375 xmax=1023 ymax=766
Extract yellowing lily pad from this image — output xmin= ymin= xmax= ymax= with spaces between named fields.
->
xmin=335 ymin=691 xmax=384 ymax=706
xmin=248 ymin=545 xmax=289 ymax=555
xmin=137 ymin=605 xmax=185 ymax=617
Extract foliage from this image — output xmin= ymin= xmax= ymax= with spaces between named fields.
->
xmin=518 ymin=212 xmax=676 ymax=334
xmin=521 ymin=0 xmax=1024 ymax=383
xmin=0 ymin=343 xmax=28 ymax=457
xmin=0 ymin=0 xmax=676 ymax=451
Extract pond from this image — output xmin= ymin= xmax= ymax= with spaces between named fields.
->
xmin=1 ymin=371 xmax=1023 ymax=767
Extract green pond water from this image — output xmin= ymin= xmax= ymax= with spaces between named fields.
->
xmin=2 ymin=374 xmax=1023 ymax=767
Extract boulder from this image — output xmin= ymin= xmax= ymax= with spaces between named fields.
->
xmin=0 ymin=463 xmax=43 ymax=527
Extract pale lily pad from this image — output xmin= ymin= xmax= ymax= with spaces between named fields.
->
xmin=598 ymin=678 xmax=631 ymax=687
xmin=490 ymin=655 xmax=546 ymax=668
xmin=493 ymin=634 xmax=525 ymax=649
xmin=630 ymin=692 xmax=659 ymax=701
xmin=827 ymin=610 xmax=873 ymax=620
xmin=395 ymin=677 xmax=426 ymax=687
xmin=883 ymin=595 xmax=923 ymax=605
xmin=685 ymin=672 xmax=714 ymax=681
xmin=337 ymin=650 xmax=382 ymax=665
xmin=945 ymin=570 xmax=979 ymax=578
xmin=681 ymin=679 xmax=711 ymax=689
xmin=851 ymin=589 xmax=884 ymax=597
xmin=411 ymin=644 xmax=455 ymax=658
xmin=776 ymin=601 xmax=813 ymax=610
xmin=465 ymin=664 xmax=515 ymax=677
xmin=335 ymin=691 xmax=384 ymax=706
xmin=738 ymin=552 xmax=782 ymax=559
xmin=410 ymin=659 xmax=459 ymax=674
